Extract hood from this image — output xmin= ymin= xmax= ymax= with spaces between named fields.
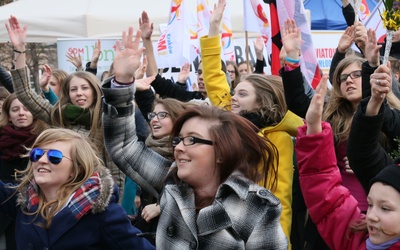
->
xmin=260 ymin=110 xmax=304 ymax=136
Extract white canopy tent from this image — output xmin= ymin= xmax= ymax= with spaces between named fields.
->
xmin=0 ymin=0 xmax=251 ymax=43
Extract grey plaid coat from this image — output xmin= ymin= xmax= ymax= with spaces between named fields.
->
xmin=102 ymin=81 xmax=288 ymax=250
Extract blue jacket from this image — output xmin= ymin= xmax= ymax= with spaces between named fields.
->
xmin=0 ymin=167 xmax=155 ymax=250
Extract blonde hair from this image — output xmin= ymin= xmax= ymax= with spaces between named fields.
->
xmin=15 ymin=128 xmax=103 ymax=228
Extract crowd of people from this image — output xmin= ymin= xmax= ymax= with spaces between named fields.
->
xmin=1 ymin=0 xmax=400 ymax=249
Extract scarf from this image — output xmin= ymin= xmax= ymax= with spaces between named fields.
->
xmin=62 ymin=104 xmax=91 ymax=129
xmin=0 ymin=125 xmax=36 ymax=161
xmin=145 ymin=135 xmax=174 ymax=159
xmin=366 ymin=237 xmax=400 ymax=250
xmin=27 ymin=172 xmax=100 ymax=220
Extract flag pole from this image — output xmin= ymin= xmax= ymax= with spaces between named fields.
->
xmin=245 ymin=31 xmax=250 ymax=72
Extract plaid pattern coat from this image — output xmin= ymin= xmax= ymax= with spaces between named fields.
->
xmin=102 ymin=81 xmax=288 ymax=250
xmin=10 ymin=67 xmax=125 ymax=196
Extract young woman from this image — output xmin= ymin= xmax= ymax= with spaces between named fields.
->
xmin=6 ymin=16 xmax=125 ymax=196
xmin=297 ymin=73 xmax=400 ymax=249
xmin=39 ymin=64 xmax=68 ymax=104
xmin=101 ymin=25 xmax=288 ymax=249
xmin=199 ymin=1 xmax=303 ymax=247
xmin=226 ymin=60 xmax=240 ymax=89
xmin=0 ymin=128 xmax=155 ymax=249
xmin=0 ymin=93 xmax=47 ymax=250
xmin=124 ymin=98 xmax=191 ymax=245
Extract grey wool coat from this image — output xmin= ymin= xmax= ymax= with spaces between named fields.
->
xmin=102 ymin=80 xmax=288 ymax=250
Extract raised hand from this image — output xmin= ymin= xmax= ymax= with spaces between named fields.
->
xmin=39 ymin=64 xmax=52 ymax=92
xmin=5 ymin=15 xmax=27 ymax=50
xmin=177 ymin=63 xmax=190 ymax=83
xmin=353 ymin=21 xmax=368 ymax=53
xmin=135 ymin=75 xmax=155 ymax=91
xmin=306 ymin=74 xmax=328 ymax=135
xmin=66 ymin=52 xmax=83 ymax=71
xmin=139 ymin=11 xmax=153 ymax=40
xmin=209 ymin=0 xmax=226 ymax=37
xmin=364 ymin=29 xmax=382 ymax=68
xmin=253 ymin=36 xmax=264 ymax=61
xmin=366 ymin=62 xmax=392 ymax=116
xmin=281 ymin=18 xmax=302 ymax=60
xmin=89 ymin=39 xmax=101 ymax=69
xmin=134 ymin=55 xmax=148 ymax=80
xmin=337 ymin=25 xmax=355 ymax=53
xmin=113 ymin=27 xmax=146 ymax=84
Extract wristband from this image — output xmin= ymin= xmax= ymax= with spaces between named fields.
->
xmin=285 ymin=57 xmax=300 ymax=64
xmin=13 ymin=49 xmax=26 ymax=54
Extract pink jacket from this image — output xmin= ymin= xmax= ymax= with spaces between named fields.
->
xmin=296 ymin=122 xmax=400 ymax=250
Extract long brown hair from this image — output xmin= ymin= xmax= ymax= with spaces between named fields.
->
xmin=168 ymin=106 xmax=278 ymax=206
xmin=0 ymin=93 xmax=48 ymax=134
xmin=50 ymin=71 xmax=103 ymax=150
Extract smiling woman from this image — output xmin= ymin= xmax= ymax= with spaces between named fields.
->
xmin=6 ymin=16 xmax=126 ymax=198
xmin=0 ymin=93 xmax=48 ymax=249
xmin=102 ymin=21 xmax=288 ymax=249
xmin=0 ymin=128 xmax=155 ymax=249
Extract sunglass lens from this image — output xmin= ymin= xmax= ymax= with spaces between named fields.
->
xmin=30 ymin=148 xmax=44 ymax=162
xmin=48 ymin=150 xmax=63 ymax=164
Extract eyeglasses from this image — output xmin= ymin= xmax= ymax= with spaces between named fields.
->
xmin=338 ymin=70 xmax=362 ymax=83
xmin=29 ymin=148 xmax=72 ymax=165
xmin=147 ymin=111 xmax=169 ymax=120
xmin=195 ymin=70 xmax=203 ymax=75
xmin=172 ymin=136 xmax=213 ymax=147
xmin=227 ymin=70 xmax=235 ymax=74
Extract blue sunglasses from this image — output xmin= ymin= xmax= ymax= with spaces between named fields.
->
xmin=29 ymin=148 xmax=72 ymax=165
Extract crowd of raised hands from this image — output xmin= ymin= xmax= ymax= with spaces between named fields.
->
xmin=2 ymin=0 xmax=400 ymax=248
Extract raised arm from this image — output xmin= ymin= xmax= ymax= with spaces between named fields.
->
xmin=102 ymin=27 xmax=171 ymax=198
xmin=140 ymin=11 xmax=158 ymax=78
xmin=296 ymin=75 xmax=365 ymax=250
xmin=200 ymin=0 xmax=231 ymax=109
xmin=6 ymin=16 xmax=53 ymax=124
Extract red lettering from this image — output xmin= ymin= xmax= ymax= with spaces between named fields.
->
xmin=157 ymin=34 xmax=167 ymax=51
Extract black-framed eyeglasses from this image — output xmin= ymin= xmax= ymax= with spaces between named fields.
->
xmin=195 ymin=70 xmax=203 ymax=75
xmin=338 ymin=70 xmax=362 ymax=83
xmin=147 ymin=111 xmax=169 ymax=120
xmin=172 ymin=136 xmax=213 ymax=147
xmin=29 ymin=148 xmax=72 ymax=165
xmin=227 ymin=70 xmax=235 ymax=74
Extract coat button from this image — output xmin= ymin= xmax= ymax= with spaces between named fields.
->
xmin=257 ymin=189 xmax=269 ymax=197
xmin=189 ymin=241 xmax=197 ymax=249
xmin=167 ymin=226 xmax=175 ymax=237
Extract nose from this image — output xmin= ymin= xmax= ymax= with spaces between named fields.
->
xmin=366 ymin=207 xmax=378 ymax=222
xmin=37 ymin=153 xmax=48 ymax=163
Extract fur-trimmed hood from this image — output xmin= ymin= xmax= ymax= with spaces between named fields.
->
xmin=16 ymin=166 xmax=115 ymax=214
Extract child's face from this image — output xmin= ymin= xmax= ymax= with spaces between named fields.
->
xmin=366 ymin=182 xmax=400 ymax=244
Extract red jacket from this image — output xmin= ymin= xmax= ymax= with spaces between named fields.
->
xmin=296 ymin=122 xmax=400 ymax=250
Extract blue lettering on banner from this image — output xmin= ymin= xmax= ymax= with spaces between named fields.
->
xmin=318 ymin=59 xmax=332 ymax=68
xmin=167 ymin=33 xmax=173 ymax=54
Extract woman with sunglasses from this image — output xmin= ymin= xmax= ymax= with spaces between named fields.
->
xmin=0 ymin=93 xmax=47 ymax=250
xmin=101 ymin=26 xmax=288 ymax=249
xmin=6 ymin=16 xmax=126 ymax=197
xmin=0 ymin=128 xmax=155 ymax=249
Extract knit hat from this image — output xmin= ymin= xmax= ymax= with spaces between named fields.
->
xmin=0 ymin=87 xmax=10 ymax=99
xmin=370 ymin=159 xmax=400 ymax=193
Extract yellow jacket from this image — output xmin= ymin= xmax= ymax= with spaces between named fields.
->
xmin=200 ymin=35 xmax=304 ymax=249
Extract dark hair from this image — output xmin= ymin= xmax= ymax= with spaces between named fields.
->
xmin=169 ymin=105 xmax=278 ymax=187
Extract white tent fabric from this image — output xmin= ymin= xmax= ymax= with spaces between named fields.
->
xmin=0 ymin=0 xmax=249 ymax=43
